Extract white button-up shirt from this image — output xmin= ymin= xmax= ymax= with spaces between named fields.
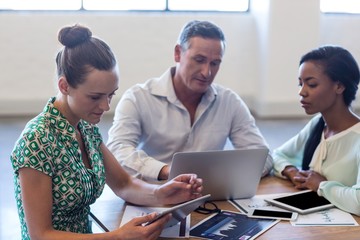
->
xmin=273 ymin=115 xmax=360 ymax=216
xmin=107 ymin=67 xmax=273 ymax=181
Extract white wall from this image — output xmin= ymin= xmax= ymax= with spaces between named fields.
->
xmin=1 ymin=0 xmax=360 ymax=118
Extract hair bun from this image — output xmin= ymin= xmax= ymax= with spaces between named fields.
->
xmin=58 ymin=24 xmax=92 ymax=48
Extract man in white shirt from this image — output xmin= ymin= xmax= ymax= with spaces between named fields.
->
xmin=107 ymin=20 xmax=273 ymax=181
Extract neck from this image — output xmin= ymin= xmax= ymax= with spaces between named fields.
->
xmin=322 ymin=107 xmax=360 ymax=137
xmin=172 ymin=77 xmax=203 ymax=108
xmin=53 ymin=94 xmax=80 ymax=128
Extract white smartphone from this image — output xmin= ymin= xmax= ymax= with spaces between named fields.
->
xmin=247 ymin=209 xmax=298 ymax=221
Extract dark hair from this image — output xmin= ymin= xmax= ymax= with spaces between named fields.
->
xmin=302 ymin=117 xmax=325 ymax=170
xmin=300 ymin=46 xmax=360 ymax=169
xmin=55 ymin=24 xmax=117 ymax=88
xmin=300 ymin=45 xmax=360 ymax=106
xmin=177 ymin=20 xmax=226 ymax=52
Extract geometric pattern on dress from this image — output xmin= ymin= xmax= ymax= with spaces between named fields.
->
xmin=11 ymin=97 xmax=106 ymax=239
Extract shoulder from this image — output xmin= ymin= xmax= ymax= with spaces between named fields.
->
xmin=11 ymin=114 xmax=55 ymax=174
xmin=124 ymin=68 xmax=171 ymax=95
xmin=351 ymin=122 xmax=360 ymax=133
xmin=122 ymin=78 xmax=162 ymax=97
xmin=211 ymin=83 xmax=244 ymax=101
xmin=210 ymin=84 xmax=250 ymax=114
xmin=122 ymin=76 xmax=172 ymax=106
xmin=19 ymin=114 xmax=51 ymax=141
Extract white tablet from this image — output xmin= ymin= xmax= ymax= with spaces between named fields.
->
xmin=145 ymin=194 xmax=211 ymax=227
xmin=264 ymin=190 xmax=334 ymax=214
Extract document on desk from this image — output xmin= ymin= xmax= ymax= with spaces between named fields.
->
xmin=291 ymin=208 xmax=358 ymax=227
xmin=230 ymin=193 xmax=286 ymax=213
xmin=230 ymin=194 xmax=358 ymax=227
xmin=120 ymin=205 xmax=190 ymax=238
xmin=190 ymin=210 xmax=279 ymax=240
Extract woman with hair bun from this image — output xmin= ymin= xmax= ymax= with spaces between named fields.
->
xmin=10 ymin=24 xmax=203 ymax=240
xmin=273 ymin=45 xmax=360 ymax=216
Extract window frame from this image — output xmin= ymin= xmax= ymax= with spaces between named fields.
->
xmin=0 ymin=0 xmax=250 ymax=13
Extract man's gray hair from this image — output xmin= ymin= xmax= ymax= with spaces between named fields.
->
xmin=177 ymin=20 xmax=226 ymax=51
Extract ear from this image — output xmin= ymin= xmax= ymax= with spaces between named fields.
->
xmin=335 ymin=81 xmax=345 ymax=95
xmin=58 ymin=77 xmax=70 ymax=95
xmin=174 ymin=44 xmax=182 ymax=62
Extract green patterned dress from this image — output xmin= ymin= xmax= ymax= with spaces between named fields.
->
xmin=11 ymin=97 xmax=106 ymax=239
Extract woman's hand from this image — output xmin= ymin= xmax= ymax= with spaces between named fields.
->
xmin=282 ymin=166 xmax=303 ymax=188
xmin=114 ymin=212 xmax=171 ymax=240
xmin=155 ymin=174 xmax=203 ymax=205
xmin=293 ymin=170 xmax=327 ymax=191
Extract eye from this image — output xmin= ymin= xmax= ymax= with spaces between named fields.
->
xmin=90 ymin=95 xmax=101 ymax=100
xmin=308 ymin=83 xmax=318 ymax=88
xmin=194 ymin=56 xmax=206 ymax=63
xmin=298 ymin=80 xmax=303 ymax=87
xmin=211 ymin=61 xmax=221 ymax=67
xmin=108 ymin=92 xmax=116 ymax=99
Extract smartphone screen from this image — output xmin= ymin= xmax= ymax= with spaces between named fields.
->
xmin=248 ymin=209 xmax=298 ymax=221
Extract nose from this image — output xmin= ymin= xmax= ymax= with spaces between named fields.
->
xmin=100 ymin=98 xmax=111 ymax=112
xmin=298 ymin=85 xmax=307 ymax=97
xmin=201 ymin=64 xmax=212 ymax=78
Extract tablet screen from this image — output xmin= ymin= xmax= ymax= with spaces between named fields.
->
xmin=272 ymin=191 xmax=331 ymax=210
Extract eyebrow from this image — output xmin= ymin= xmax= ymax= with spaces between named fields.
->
xmin=298 ymin=76 xmax=316 ymax=82
xmin=89 ymin=87 xmax=119 ymax=95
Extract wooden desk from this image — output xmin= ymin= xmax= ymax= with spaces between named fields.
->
xmin=91 ymin=176 xmax=360 ymax=239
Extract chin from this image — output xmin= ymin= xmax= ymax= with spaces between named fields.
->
xmin=304 ymin=109 xmax=317 ymax=115
xmin=85 ymin=117 xmax=101 ymax=125
xmin=195 ymin=86 xmax=209 ymax=94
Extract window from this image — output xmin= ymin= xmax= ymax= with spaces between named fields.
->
xmin=320 ymin=0 xmax=360 ymax=14
xmin=0 ymin=0 xmax=249 ymax=12
xmin=168 ymin=0 xmax=248 ymax=12
xmin=0 ymin=0 xmax=81 ymax=10
xmin=83 ymin=0 xmax=166 ymax=11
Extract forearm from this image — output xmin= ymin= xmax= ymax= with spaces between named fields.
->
xmin=261 ymin=154 xmax=273 ymax=177
xmin=103 ymin=144 xmax=164 ymax=206
xmin=109 ymin=143 xmax=165 ymax=181
xmin=318 ymin=181 xmax=360 ymax=216
xmin=273 ymin=151 xmax=303 ymax=178
xmin=31 ymin=229 xmax=119 ymax=240
xmin=116 ymin=177 xmax=161 ymax=206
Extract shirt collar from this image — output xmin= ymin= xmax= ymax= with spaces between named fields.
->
xmin=43 ymin=97 xmax=94 ymax=140
xmin=149 ymin=67 xmax=218 ymax=104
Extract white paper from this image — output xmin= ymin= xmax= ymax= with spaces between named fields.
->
xmin=291 ymin=208 xmax=358 ymax=226
xmin=230 ymin=193 xmax=287 ymax=213
xmin=120 ymin=205 xmax=190 ymax=238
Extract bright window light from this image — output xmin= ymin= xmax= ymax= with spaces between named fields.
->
xmin=83 ymin=0 xmax=166 ymax=11
xmin=0 ymin=0 xmax=81 ymax=10
xmin=168 ymin=0 xmax=249 ymax=12
xmin=320 ymin=0 xmax=360 ymax=14
xmin=0 ymin=0 xmax=248 ymax=12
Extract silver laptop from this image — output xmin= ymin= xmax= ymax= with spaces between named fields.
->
xmin=169 ymin=148 xmax=268 ymax=201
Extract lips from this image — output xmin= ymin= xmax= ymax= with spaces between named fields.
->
xmin=300 ymin=100 xmax=310 ymax=108
xmin=196 ymin=78 xmax=208 ymax=83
